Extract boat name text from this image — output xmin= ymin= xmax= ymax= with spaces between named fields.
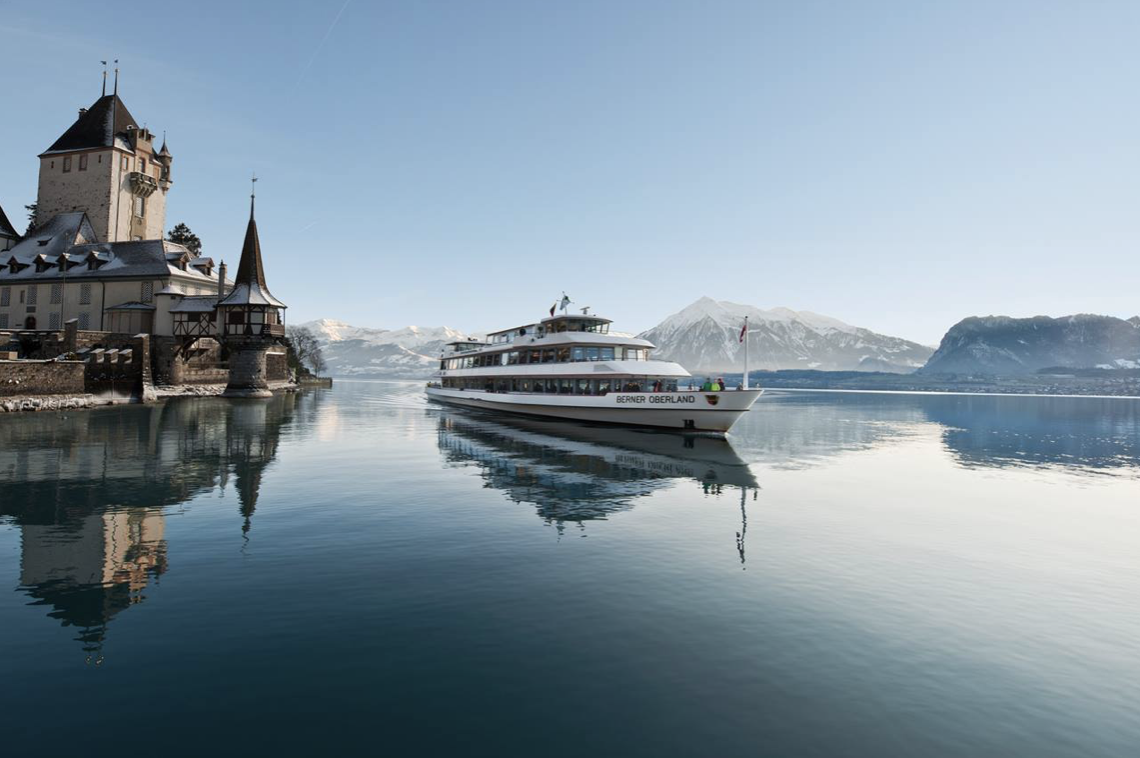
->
xmin=616 ymin=394 xmax=696 ymax=404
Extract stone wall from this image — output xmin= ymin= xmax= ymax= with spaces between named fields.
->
xmin=227 ymin=343 xmax=269 ymax=391
xmin=36 ymin=148 xmax=115 ymax=241
xmin=266 ymin=349 xmax=288 ymax=382
xmin=0 ymin=359 xmax=85 ymax=397
xmin=152 ymin=335 xmax=228 ymax=386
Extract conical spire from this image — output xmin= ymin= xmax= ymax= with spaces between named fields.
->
xmin=234 ymin=193 xmax=268 ymax=290
xmin=217 ymin=181 xmax=286 ymax=308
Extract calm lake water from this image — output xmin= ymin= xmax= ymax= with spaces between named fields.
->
xmin=2 ymin=383 xmax=1139 ymax=757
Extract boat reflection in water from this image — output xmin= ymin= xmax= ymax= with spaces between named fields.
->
xmin=0 ymin=392 xmax=314 ymax=661
xmin=436 ymin=408 xmax=759 ymax=562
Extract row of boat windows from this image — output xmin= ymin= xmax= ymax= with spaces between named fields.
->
xmin=442 ymin=346 xmax=649 ymax=370
xmin=487 ymin=319 xmax=610 ymax=344
xmin=440 ymin=377 xmax=680 ymax=394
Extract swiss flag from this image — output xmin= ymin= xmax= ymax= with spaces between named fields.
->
xmin=739 ymin=319 xmax=748 ymax=343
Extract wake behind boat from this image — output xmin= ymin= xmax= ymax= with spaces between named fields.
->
xmin=426 ymin=302 xmax=762 ymax=433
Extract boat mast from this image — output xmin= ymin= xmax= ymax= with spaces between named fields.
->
xmin=742 ymin=316 xmax=749 ymax=390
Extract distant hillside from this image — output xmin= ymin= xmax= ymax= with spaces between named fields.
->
xmin=920 ymin=314 xmax=1140 ymax=375
xmin=297 ymin=319 xmax=478 ymax=378
xmin=638 ymin=297 xmax=933 ymax=374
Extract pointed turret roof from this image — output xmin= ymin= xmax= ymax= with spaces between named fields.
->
xmin=217 ymin=195 xmax=286 ymax=309
xmin=42 ymin=94 xmax=138 ymax=155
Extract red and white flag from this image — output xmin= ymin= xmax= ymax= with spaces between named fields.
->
xmin=739 ymin=317 xmax=748 ymax=343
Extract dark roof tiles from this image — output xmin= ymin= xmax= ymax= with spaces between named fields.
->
xmin=0 ymin=203 xmax=18 ymax=239
xmin=217 ymin=210 xmax=285 ymax=309
xmin=43 ymin=94 xmax=139 ymax=155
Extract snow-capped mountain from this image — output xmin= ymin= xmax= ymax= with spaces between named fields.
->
xmin=638 ymin=297 xmax=933 ymax=373
xmin=919 ymin=314 xmax=1140 ymax=374
xmin=297 ymin=319 xmax=477 ymax=378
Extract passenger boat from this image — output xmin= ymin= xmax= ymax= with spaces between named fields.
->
xmin=426 ymin=308 xmax=762 ymax=433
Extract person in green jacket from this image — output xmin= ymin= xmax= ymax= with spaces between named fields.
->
xmin=701 ymin=379 xmax=713 ymax=392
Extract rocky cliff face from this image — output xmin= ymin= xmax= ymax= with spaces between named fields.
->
xmin=919 ymin=314 xmax=1140 ymax=374
xmin=637 ymin=297 xmax=933 ymax=374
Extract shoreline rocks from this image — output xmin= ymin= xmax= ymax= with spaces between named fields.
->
xmin=0 ymin=394 xmax=105 ymax=413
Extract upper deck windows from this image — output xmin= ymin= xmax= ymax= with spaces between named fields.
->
xmin=543 ymin=317 xmax=610 ymax=334
xmin=487 ymin=324 xmax=535 ymax=344
xmin=482 ymin=316 xmax=612 ymax=345
xmin=442 ymin=345 xmax=649 ymax=370
xmin=445 ymin=340 xmax=489 ymax=353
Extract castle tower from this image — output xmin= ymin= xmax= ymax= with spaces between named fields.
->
xmin=217 ymin=187 xmax=287 ymax=398
xmin=36 ymin=88 xmax=172 ymax=242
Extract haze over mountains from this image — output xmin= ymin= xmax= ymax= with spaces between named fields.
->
xmin=299 ymin=298 xmax=935 ymax=378
xmin=298 ymin=320 xmax=475 ymax=379
xmin=300 ymin=302 xmax=1140 ymax=380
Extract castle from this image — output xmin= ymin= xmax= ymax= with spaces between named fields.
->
xmin=0 ymin=82 xmax=288 ymax=392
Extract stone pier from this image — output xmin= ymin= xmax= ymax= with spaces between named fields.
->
xmin=223 ymin=338 xmax=272 ymax=398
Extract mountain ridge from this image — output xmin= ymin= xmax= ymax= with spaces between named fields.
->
xmin=637 ymin=297 xmax=934 ymax=374
xmin=919 ymin=314 xmax=1140 ymax=374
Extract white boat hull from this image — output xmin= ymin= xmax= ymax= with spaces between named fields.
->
xmin=425 ymin=387 xmax=762 ymax=433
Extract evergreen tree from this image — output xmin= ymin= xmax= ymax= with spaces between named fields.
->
xmin=166 ymin=223 xmax=202 ymax=254
xmin=24 ymin=203 xmax=36 ymax=235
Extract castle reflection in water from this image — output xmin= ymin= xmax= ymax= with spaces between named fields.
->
xmin=3 ymin=386 xmax=1136 ymax=661
xmin=0 ymin=392 xmax=319 ymax=659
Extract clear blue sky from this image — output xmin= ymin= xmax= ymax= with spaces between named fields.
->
xmin=2 ymin=0 xmax=1137 ymax=343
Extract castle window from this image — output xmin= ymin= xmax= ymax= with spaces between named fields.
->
xmin=78 ymin=312 xmax=90 ymax=330
xmin=121 ymin=155 xmax=129 ymax=171
xmin=0 ymin=314 xmax=7 ymax=329
xmin=79 ymin=283 xmax=92 ymax=305
xmin=134 ymin=195 xmax=146 ymax=218
xmin=26 ymin=285 xmax=37 ymax=305
xmin=63 ymin=156 xmax=72 ymax=173
xmin=0 ymin=287 xmax=9 ymax=306
xmin=140 ymin=158 xmax=147 ymax=173
xmin=141 ymin=281 xmax=153 ymax=303
xmin=49 ymin=312 xmax=60 ymax=330
xmin=79 ymin=154 xmax=88 ymax=171
xmin=50 ymin=284 xmax=62 ymax=304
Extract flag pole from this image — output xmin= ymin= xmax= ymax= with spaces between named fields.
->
xmin=743 ymin=316 xmax=749 ymax=390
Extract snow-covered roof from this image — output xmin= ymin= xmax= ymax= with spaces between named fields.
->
xmin=1 ymin=215 xmax=228 ymax=285
xmin=169 ymin=297 xmax=219 ymax=313
xmin=216 ymin=202 xmax=286 ymax=309
xmin=3 ymin=213 xmax=97 ymax=265
xmin=218 ymin=282 xmax=285 ymax=309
